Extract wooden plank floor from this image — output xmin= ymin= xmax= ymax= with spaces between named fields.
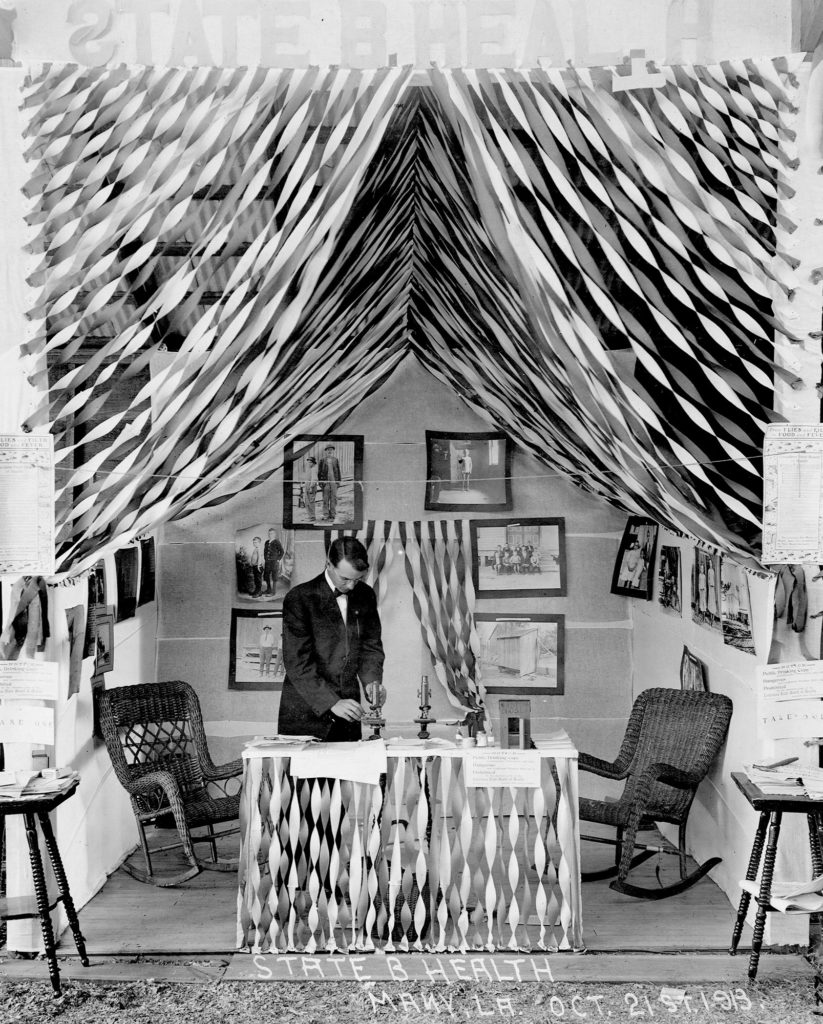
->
xmin=67 ymin=828 xmax=755 ymax=957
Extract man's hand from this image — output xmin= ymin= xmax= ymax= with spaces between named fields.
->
xmin=330 ymin=698 xmax=364 ymax=722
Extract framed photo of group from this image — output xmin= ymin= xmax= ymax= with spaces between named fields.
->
xmin=471 ymin=517 xmax=566 ymax=599
xmin=425 ymin=430 xmax=512 ymax=512
xmin=474 ymin=612 xmax=565 ymax=695
xmin=283 ymin=435 xmax=364 ymax=531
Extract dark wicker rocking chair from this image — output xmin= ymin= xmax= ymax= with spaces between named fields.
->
xmin=98 ymin=680 xmax=244 ymax=886
xmin=578 ymin=686 xmax=733 ymax=900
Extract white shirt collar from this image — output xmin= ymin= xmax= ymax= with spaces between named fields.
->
xmin=325 ymin=570 xmax=347 ymax=598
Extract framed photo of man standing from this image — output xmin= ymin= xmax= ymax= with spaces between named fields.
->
xmin=283 ymin=435 xmax=364 ymax=530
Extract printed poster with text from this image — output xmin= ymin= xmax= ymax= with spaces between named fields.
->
xmin=0 ymin=434 xmax=55 ymax=575
xmin=763 ymin=424 xmax=823 ymax=565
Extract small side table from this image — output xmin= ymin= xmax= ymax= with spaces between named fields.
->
xmin=1 ymin=779 xmax=89 ymax=996
xmin=729 ymin=771 xmax=823 ymax=979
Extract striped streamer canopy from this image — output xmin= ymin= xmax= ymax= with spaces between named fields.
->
xmin=20 ymin=57 xmax=802 ymax=574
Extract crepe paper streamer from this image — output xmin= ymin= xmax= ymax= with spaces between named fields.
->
xmin=20 ymin=58 xmax=800 ymax=576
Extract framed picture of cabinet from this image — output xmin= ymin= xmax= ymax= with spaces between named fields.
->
xmin=474 ymin=612 xmax=565 ymax=695
xmin=471 ymin=517 xmax=565 ymax=598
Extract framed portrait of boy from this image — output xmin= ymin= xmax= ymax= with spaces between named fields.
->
xmin=283 ymin=435 xmax=364 ymax=530
xmin=425 ymin=431 xmax=512 ymax=512
xmin=474 ymin=612 xmax=565 ymax=695
xmin=610 ymin=517 xmax=658 ymax=600
xmin=471 ymin=517 xmax=566 ymax=599
xmin=229 ymin=609 xmax=285 ymax=691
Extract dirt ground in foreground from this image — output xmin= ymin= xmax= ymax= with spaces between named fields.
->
xmin=0 ymin=978 xmax=820 ymax=1024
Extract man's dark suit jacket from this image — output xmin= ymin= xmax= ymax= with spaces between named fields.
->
xmin=278 ymin=572 xmax=384 ymax=740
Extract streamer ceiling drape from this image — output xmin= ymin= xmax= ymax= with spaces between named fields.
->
xmin=19 ymin=57 xmax=802 ymax=575
xmin=327 ymin=520 xmax=484 ymax=713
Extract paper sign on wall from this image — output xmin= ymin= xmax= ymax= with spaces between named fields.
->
xmin=0 ymin=661 xmax=59 ymax=701
xmin=0 ymin=434 xmax=55 ymax=575
xmin=0 ymin=705 xmax=54 ymax=745
xmin=763 ymin=424 xmax=823 ymax=564
xmin=759 ymin=698 xmax=823 ymax=740
xmin=758 ymin=661 xmax=823 ymax=702
xmin=464 ymin=749 xmax=540 ymax=788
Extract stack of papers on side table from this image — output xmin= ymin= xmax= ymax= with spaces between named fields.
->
xmin=743 ymin=763 xmax=804 ymax=795
xmin=769 ymin=875 xmax=823 ymax=914
xmin=0 ymin=767 xmax=78 ymax=801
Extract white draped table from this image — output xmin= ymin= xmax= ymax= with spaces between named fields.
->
xmin=236 ymin=733 xmax=583 ymax=954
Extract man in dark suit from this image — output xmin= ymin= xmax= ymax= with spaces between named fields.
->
xmin=278 ymin=537 xmax=384 ymax=741
xmin=317 ymin=444 xmax=342 ymax=522
xmin=263 ymin=528 xmax=284 ymax=595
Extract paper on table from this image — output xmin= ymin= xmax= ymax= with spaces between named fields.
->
xmin=290 ymin=740 xmax=387 ymax=784
xmin=771 ymin=874 xmax=823 ymax=901
xmin=290 ymin=741 xmax=387 ymax=782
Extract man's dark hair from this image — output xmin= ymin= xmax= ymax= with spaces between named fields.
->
xmin=328 ymin=537 xmax=369 ymax=572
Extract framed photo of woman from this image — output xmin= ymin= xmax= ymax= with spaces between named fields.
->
xmin=611 ymin=517 xmax=658 ymax=600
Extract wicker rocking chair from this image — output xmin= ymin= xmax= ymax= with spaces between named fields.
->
xmin=98 ymin=680 xmax=243 ymax=886
xmin=578 ymin=687 xmax=733 ymax=900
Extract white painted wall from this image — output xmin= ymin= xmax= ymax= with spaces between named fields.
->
xmin=630 ymin=56 xmax=823 ymax=946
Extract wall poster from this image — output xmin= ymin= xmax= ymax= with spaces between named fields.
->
xmin=763 ymin=423 xmax=823 ymax=564
xmin=0 ymin=434 xmax=55 ymax=575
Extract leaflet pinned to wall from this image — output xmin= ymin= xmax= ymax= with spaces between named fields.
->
xmin=0 ymin=434 xmax=55 ymax=576
xmin=0 ymin=660 xmax=58 ymax=701
xmin=758 ymin=660 xmax=823 ymax=739
xmin=0 ymin=705 xmax=54 ymax=745
xmin=763 ymin=424 xmax=823 ymax=565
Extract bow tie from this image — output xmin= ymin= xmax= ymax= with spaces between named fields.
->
xmin=333 ymin=588 xmax=347 ymax=599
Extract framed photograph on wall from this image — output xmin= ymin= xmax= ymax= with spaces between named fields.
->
xmin=474 ymin=612 xmax=565 ymax=695
xmin=229 ymin=608 xmax=285 ymax=691
xmin=425 ymin=430 xmax=512 ymax=512
xmin=610 ymin=517 xmax=658 ymax=600
xmin=92 ymin=606 xmax=115 ymax=676
xmin=692 ymin=547 xmax=721 ymax=630
xmin=137 ymin=537 xmax=156 ymax=607
xmin=471 ymin=517 xmax=566 ymax=598
xmin=657 ymin=545 xmax=682 ymax=615
xmin=235 ymin=523 xmax=294 ymax=606
xmin=283 ymin=435 xmax=363 ymax=530
xmin=114 ymin=545 xmax=139 ymax=622
xmin=84 ymin=558 xmax=107 ymax=658
xmin=720 ymin=557 xmax=755 ymax=656
xmin=680 ymin=645 xmax=708 ymax=692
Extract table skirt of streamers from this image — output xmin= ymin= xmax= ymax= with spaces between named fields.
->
xmin=237 ymin=751 xmax=583 ymax=954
